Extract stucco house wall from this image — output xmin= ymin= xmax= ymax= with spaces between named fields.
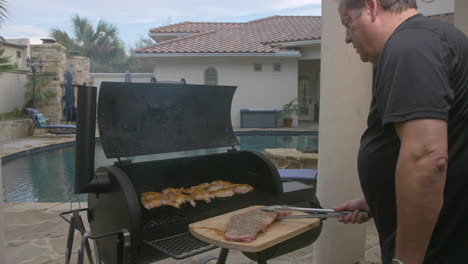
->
xmin=0 ymin=39 xmax=29 ymax=113
xmin=417 ymin=0 xmax=454 ymax=15
xmin=150 ymin=57 xmax=299 ymax=127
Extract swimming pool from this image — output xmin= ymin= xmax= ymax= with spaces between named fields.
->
xmin=2 ymin=133 xmax=318 ymax=203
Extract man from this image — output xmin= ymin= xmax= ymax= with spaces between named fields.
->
xmin=333 ymin=0 xmax=468 ymax=263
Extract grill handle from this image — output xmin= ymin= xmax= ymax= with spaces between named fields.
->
xmin=74 ymin=83 xmax=107 ymax=194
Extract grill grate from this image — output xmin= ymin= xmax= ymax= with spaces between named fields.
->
xmin=140 ymin=190 xmax=285 ymax=260
xmin=144 ymin=233 xmax=217 ymax=260
xmin=141 ymin=190 xmax=281 ymax=231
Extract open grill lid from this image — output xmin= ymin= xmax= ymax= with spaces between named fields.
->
xmin=98 ymin=82 xmax=240 ymax=159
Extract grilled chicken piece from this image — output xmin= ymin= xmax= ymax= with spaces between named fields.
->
xmin=143 ymin=198 xmax=167 ymax=209
xmin=141 ymin=192 xmax=163 ymax=202
xmin=190 ymin=189 xmax=213 ymax=203
xmin=231 ymin=184 xmax=254 ymax=194
xmin=162 ymin=187 xmax=183 ymax=198
xmin=142 ymin=196 xmax=176 ymax=209
xmin=195 ymin=182 xmax=210 ymax=189
xmin=182 ymin=186 xmax=202 ymax=195
xmin=166 ymin=194 xmax=186 ymax=208
xmin=207 ymin=180 xmax=233 ymax=192
xmin=211 ymin=188 xmax=235 ymax=198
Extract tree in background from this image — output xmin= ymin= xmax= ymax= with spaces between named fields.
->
xmin=24 ymin=75 xmax=54 ymax=107
xmin=51 ymin=14 xmax=127 ymax=72
xmin=51 ymin=14 xmax=157 ymax=73
xmin=0 ymin=0 xmax=8 ymax=27
xmin=125 ymin=36 xmax=157 ymax=72
xmin=0 ymin=1 xmax=16 ymax=74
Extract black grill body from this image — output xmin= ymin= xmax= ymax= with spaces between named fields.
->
xmin=75 ymin=82 xmax=322 ymax=263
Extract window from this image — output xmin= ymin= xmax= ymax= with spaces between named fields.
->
xmin=273 ymin=63 xmax=281 ymax=72
xmin=253 ymin=63 xmax=263 ymax=72
xmin=204 ymin=67 xmax=218 ymax=85
xmin=16 ymin=51 xmax=21 ymax=58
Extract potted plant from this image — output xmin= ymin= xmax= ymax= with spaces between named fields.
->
xmin=278 ymin=98 xmax=300 ymax=127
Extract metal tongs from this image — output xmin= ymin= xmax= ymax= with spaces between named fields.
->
xmin=262 ymin=205 xmax=369 ymax=219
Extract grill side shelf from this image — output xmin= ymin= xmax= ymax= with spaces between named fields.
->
xmin=144 ymin=233 xmax=217 ymax=260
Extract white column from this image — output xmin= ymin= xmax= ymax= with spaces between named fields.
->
xmin=0 ymin=159 xmax=5 ymax=263
xmin=455 ymin=0 xmax=468 ymax=35
xmin=313 ymin=0 xmax=373 ymax=263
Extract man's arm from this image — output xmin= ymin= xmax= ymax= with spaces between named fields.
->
xmin=394 ymin=119 xmax=448 ymax=263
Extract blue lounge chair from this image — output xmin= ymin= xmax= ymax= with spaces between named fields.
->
xmin=26 ymin=108 xmax=76 ymax=135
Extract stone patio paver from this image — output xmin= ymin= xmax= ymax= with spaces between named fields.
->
xmin=3 ymin=202 xmax=382 ymax=264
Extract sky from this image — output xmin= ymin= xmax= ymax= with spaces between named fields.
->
xmin=0 ymin=0 xmax=322 ymax=49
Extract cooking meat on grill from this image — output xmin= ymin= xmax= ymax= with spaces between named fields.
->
xmin=195 ymin=182 xmax=210 ymax=189
xmin=207 ymin=180 xmax=233 ymax=191
xmin=231 ymin=184 xmax=254 ymax=194
xmin=224 ymin=208 xmax=291 ymax=242
xmin=141 ymin=192 xmax=166 ymax=209
xmin=169 ymin=193 xmax=196 ymax=207
xmin=182 ymin=185 xmax=205 ymax=195
xmin=211 ymin=188 xmax=235 ymax=198
xmin=141 ymin=192 xmax=163 ymax=201
xmin=141 ymin=181 xmax=255 ymax=209
xmin=190 ymin=189 xmax=213 ymax=203
xmin=162 ymin=187 xmax=183 ymax=198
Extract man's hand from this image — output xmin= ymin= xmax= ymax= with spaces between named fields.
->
xmin=333 ymin=198 xmax=371 ymax=224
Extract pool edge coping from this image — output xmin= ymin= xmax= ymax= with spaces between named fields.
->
xmin=1 ymin=129 xmax=319 ymax=164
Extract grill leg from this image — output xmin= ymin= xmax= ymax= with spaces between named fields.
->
xmin=255 ymin=252 xmax=268 ymax=264
xmin=216 ymin=248 xmax=229 ymax=264
xmin=64 ymin=209 xmax=94 ymax=264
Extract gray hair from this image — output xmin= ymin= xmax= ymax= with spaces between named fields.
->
xmin=339 ymin=0 xmax=417 ymax=14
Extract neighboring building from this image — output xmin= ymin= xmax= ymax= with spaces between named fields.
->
xmin=0 ymin=38 xmax=29 ymax=113
xmin=135 ymin=16 xmax=322 ymax=127
xmin=135 ymin=1 xmax=455 ymax=128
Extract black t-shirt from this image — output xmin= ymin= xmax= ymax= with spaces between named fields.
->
xmin=358 ymin=14 xmax=468 ymax=263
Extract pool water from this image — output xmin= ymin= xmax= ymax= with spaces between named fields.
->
xmin=2 ymin=134 xmax=318 ymax=203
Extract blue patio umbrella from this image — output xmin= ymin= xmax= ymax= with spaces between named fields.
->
xmin=124 ymin=70 xmax=132 ymax=82
xmin=63 ymin=71 xmax=76 ymax=122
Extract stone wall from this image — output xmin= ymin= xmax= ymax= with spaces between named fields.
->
xmin=30 ymin=46 xmax=91 ymax=124
xmin=264 ymin=148 xmax=318 ymax=169
xmin=67 ymin=56 xmax=91 ymax=86
xmin=0 ymin=119 xmax=33 ymax=141
xmin=30 ymin=44 xmax=67 ymax=124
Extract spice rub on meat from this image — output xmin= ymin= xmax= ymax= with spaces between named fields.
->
xmin=224 ymin=209 xmax=291 ymax=242
xmin=141 ymin=180 xmax=254 ymax=210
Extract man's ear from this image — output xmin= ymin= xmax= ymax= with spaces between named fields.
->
xmin=365 ymin=0 xmax=378 ymax=22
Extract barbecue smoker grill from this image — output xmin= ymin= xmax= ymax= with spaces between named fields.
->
xmin=70 ymin=82 xmax=322 ymax=263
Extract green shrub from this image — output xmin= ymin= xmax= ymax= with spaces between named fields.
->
xmin=0 ymin=108 xmax=28 ymax=120
xmin=278 ymin=98 xmax=300 ymax=119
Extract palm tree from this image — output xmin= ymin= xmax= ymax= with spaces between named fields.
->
xmin=51 ymin=14 xmax=124 ymax=61
xmin=0 ymin=1 xmax=15 ymax=74
xmin=0 ymin=0 xmax=8 ymax=28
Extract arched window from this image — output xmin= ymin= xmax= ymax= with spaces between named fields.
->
xmin=204 ymin=67 xmax=218 ymax=85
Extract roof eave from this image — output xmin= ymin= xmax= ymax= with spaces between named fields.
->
xmin=272 ymin=39 xmax=321 ymax=47
xmin=0 ymin=41 xmax=28 ymax=49
xmin=134 ymin=51 xmax=302 ymax=58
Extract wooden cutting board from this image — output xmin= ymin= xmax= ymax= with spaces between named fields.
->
xmin=189 ymin=205 xmax=320 ymax=252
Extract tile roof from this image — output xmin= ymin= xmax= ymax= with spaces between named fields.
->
xmin=137 ymin=16 xmax=321 ymax=54
xmin=136 ymin=13 xmax=454 ymax=55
